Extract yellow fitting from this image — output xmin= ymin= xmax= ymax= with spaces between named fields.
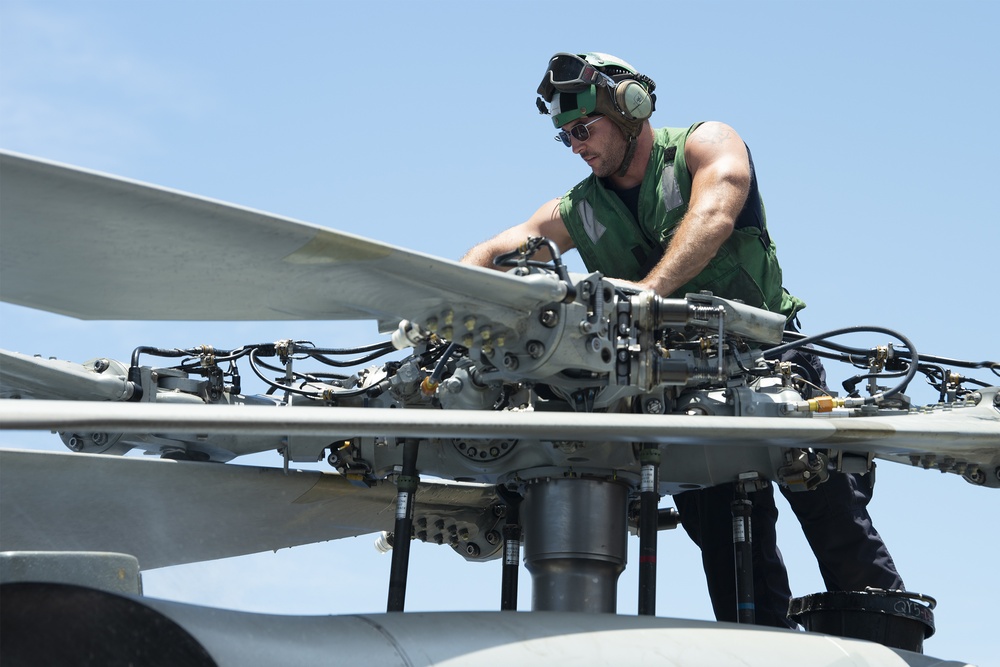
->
xmin=805 ymin=396 xmax=844 ymax=412
xmin=420 ymin=376 xmax=439 ymax=396
xmin=464 ymin=316 xmax=477 ymax=331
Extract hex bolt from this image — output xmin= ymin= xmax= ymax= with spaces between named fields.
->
xmin=526 ymin=341 xmax=545 ymax=359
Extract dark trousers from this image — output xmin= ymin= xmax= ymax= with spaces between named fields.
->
xmin=780 ymin=466 xmax=904 ymax=593
xmin=673 ymin=467 xmax=904 ymax=628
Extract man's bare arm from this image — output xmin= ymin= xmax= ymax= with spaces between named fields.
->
xmin=636 ymin=121 xmax=750 ymax=296
xmin=460 ymin=197 xmax=575 ymax=269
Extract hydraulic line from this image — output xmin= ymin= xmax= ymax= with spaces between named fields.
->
xmin=496 ymin=485 xmax=523 ymax=611
xmin=304 ymin=341 xmax=397 ymax=368
xmin=784 ymin=330 xmax=998 ymax=373
xmin=492 ymin=236 xmax=577 ymax=302
xmin=732 ymin=486 xmax=755 ymax=625
xmin=638 ymin=443 xmax=661 ymax=616
xmin=767 ymin=326 xmax=919 ymax=404
xmin=247 ymin=347 xmax=321 ymax=398
xmin=386 ymin=439 xmax=419 ymax=612
xmin=421 ymin=342 xmax=461 ymax=395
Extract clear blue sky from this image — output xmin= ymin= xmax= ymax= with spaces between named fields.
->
xmin=1 ymin=1 xmax=997 ymax=664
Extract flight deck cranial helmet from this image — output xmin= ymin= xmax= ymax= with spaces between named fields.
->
xmin=536 ymin=52 xmax=657 ymax=176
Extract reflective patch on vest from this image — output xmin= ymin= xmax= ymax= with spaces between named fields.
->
xmin=661 ymin=165 xmax=683 ymax=212
xmin=577 ymin=200 xmax=606 ymax=244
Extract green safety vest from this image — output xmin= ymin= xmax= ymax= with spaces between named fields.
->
xmin=559 ymin=124 xmax=805 ymax=319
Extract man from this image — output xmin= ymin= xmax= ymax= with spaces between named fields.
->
xmin=461 ymin=52 xmax=903 ymax=627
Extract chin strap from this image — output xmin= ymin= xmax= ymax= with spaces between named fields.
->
xmin=617 ymin=134 xmax=637 ymax=177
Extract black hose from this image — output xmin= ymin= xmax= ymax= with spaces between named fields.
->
xmin=493 ymin=236 xmax=577 ymax=302
xmin=429 ymin=343 xmax=459 ymax=384
xmin=766 ymin=326 xmax=919 ymax=403
xmin=247 ymin=347 xmax=323 ymax=398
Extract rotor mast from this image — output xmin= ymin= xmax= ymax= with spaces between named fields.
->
xmin=521 ymin=477 xmax=629 ymax=613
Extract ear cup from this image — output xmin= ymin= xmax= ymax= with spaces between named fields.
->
xmin=613 ymin=80 xmax=653 ymax=120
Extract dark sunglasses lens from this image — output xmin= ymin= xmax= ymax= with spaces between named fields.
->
xmin=557 ymin=131 xmax=572 ymax=147
xmin=570 ymin=125 xmax=589 ymax=142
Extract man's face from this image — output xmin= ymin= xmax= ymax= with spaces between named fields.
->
xmin=560 ymin=115 xmax=626 ymax=179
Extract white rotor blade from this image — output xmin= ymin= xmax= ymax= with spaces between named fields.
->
xmin=0 ymin=448 xmax=496 ymax=569
xmin=0 ymin=151 xmax=563 ymax=325
xmin=0 ymin=349 xmax=131 ymax=401
xmin=2 ymin=398 xmax=997 ymax=478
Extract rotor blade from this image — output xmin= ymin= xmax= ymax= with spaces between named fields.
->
xmin=0 ymin=151 xmax=564 ymax=327
xmin=2 ymin=397 xmax=998 ymax=477
xmin=0 ymin=349 xmax=131 ymax=401
xmin=0 ymin=448 xmax=496 ymax=569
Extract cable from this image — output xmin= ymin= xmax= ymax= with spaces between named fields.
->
xmin=766 ymin=326 xmax=919 ymax=404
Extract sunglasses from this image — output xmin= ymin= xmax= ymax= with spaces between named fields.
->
xmin=555 ymin=116 xmax=605 ymax=147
